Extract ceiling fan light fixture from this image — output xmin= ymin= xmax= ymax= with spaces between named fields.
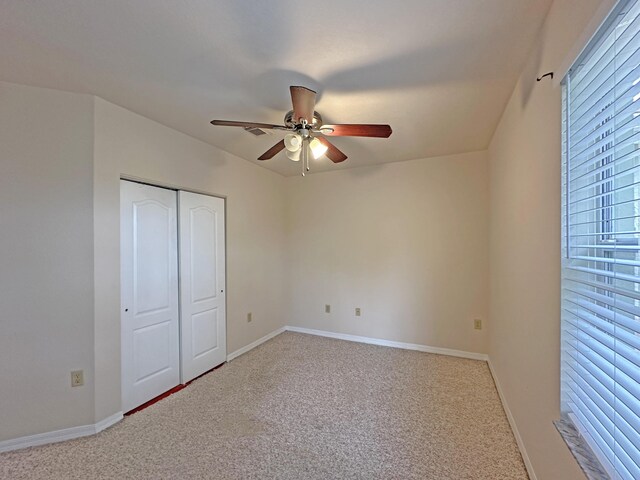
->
xmin=286 ymin=148 xmax=301 ymax=162
xmin=309 ymin=137 xmax=328 ymax=159
xmin=284 ymin=133 xmax=302 ymax=152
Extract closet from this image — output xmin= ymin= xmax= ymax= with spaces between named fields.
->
xmin=120 ymin=180 xmax=226 ymax=413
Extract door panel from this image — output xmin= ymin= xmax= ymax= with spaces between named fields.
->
xmin=189 ymin=207 xmax=217 ymax=303
xmin=133 ymin=201 xmax=172 ymax=314
xmin=121 ymin=181 xmax=180 ymax=412
xmin=134 ymin=321 xmax=171 ymax=381
xmin=191 ymin=308 xmax=218 ymax=358
xmin=179 ymin=191 xmax=226 ymax=382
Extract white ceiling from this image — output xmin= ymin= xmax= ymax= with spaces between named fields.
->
xmin=0 ymin=0 xmax=552 ymax=176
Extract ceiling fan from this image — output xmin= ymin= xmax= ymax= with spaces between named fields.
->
xmin=210 ymin=86 xmax=392 ymax=175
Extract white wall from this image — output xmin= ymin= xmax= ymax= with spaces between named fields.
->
xmin=487 ymin=0 xmax=616 ymax=478
xmin=286 ymin=151 xmax=489 ymax=354
xmin=93 ymin=98 xmax=288 ymax=420
xmin=0 ymin=82 xmax=95 ymax=441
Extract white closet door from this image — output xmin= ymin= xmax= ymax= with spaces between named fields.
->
xmin=121 ymin=181 xmax=180 ymax=412
xmin=179 ymin=191 xmax=226 ymax=383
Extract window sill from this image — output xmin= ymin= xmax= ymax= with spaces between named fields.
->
xmin=554 ymin=417 xmax=610 ymax=480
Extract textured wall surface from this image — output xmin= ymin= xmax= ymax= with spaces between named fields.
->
xmin=0 ymin=82 xmax=95 ymax=441
xmin=287 ymin=151 xmax=490 ymax=355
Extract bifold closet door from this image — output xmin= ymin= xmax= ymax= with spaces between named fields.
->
xmin=179 ymin=191 xmax=226 ymax=383
xmin=120 ymin=181 xmax=180 ymax=413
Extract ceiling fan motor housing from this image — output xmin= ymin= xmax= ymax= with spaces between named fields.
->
xmin=284 ymin=110 xmax=323 ymax=128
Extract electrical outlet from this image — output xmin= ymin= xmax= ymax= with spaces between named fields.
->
xmin=355 ymin=307 xmax=361 ymax=317
xmin=474 ymin=319 xmax=482 ymax=330
xmin=71 ymin=370 xmax=84 ymax=387
xmin=325 ymin=304 xmax=331 ymax=314
xmin=247 ymin=312 xmax=252 ymax=323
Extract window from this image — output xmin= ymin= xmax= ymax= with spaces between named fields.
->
xmin=561 ymin=1 xmax=640 ymax=478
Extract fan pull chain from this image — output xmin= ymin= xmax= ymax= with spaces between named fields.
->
xmin=301 ymin=138 xmax=310 ymax=176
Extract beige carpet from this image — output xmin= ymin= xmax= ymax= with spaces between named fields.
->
xmin=0 ymin=332 xmax=528 ymax=479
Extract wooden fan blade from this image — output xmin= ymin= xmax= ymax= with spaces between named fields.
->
xmin=290 ymin=86 xmax=316 ymax=124
xmin=257 ymin=140 xmax=286 ymax=160
xmin=321 ymin=124 xmax=392 ymax=138
xmin=317 ymin=137 xmax=347 ymax=163
xmin=211 ymin=119 xmax=285 ymax=130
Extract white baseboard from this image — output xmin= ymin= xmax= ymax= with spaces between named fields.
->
xmin=94 ymin=411 xmax=123 ymax=433
xmin=0 ymin=411 xmax=123 ymax=454
xmin=226 ymin=326 xmax=286 ymax=362
xmin=487 ymin=359 xmax=537 ymax=480
xmin=285 ymin=325 xmax=488 ymax=361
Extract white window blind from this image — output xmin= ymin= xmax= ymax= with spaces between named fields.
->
xmin=562 ymin=0 xmax=640 ymax=478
